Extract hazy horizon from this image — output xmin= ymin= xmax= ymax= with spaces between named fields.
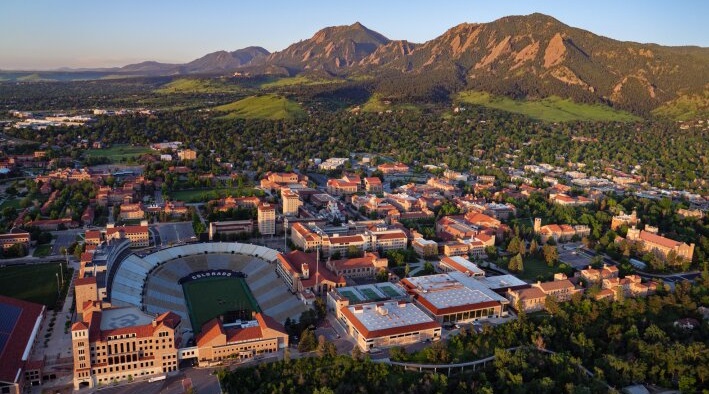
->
xmin=1 ymin=0 xmax=708 ymax=70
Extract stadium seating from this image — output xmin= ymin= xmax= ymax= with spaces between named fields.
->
xmin=107 ymin=242 xmax=307 ymax=330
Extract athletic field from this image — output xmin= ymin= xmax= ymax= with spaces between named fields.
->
xmin=182 ymin=276 xmax=260 ymax=333
xmin=0 ymin=263 xmax=67 ymax=307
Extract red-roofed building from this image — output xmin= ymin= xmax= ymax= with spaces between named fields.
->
xmin=549 ymin=193 xmax=593 ymax=206
xmin=364 ymin=177 xmax=383 ymax=193
xmin=84 ymin=230 xmax=102 ymax=246
xmin=327 ymin=178 xmax=359 ymax=196
xmin=0 ymin=232 xmax=30 ymax=250
xmin=0 ymin=296 xmax=45 ymax=394
xmin=72 ymin=308 xmax=181 ymax=389
xmin=326 ymin=252 xmax=388 ymax=279
xmin=275 ymin=251 xmax=346 ymax=296
xmin=339 ymin=300 xmax=441 ymax=352
xmin=260 ymin=172 xmax=308 ymax=191
xmin=194 ymin=313 xmax=288 ymax=365
xmin=377 ymin=162 xmax=409 ymax=174
xmin=105 ymin=225 xmax=149 ymax=248
xmin=626 ymin=227 xmax=695 ymax=262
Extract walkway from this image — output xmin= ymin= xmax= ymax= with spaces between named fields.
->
xmin=374 ymin=346 xmax=611 ymax=389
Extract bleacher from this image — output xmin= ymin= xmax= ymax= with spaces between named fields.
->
xmin=108 ymin=242 xmax=306 ymax=326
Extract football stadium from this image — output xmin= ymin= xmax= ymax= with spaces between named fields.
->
xmin=101 ymin=241 xmax=309 ymax=340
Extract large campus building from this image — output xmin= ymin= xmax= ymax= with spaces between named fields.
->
xmin=193 ymin=313 xmax=288 ymax=366
xmin=401 ymin=273 xmax=509 ymax=323
xmin=71 ymin=307 xmax=182 ymax=389
xmin=71 ymin=240 xmax=308 ymax=388
xmin=625 ymin=227 xmax=695 ymax=262
xmin=0 ymin=296 xmax=45 ymax=394
xmin=339 ymin=300 xmax=441 ymax=352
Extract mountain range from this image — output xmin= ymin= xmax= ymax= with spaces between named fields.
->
xmin=22 ymin=14 xmax=709 ymax=114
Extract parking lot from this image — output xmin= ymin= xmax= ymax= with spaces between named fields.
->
xmin=51 ymin=230 xmax=82 ymax=255
xmin=557 ymin=245 xmax=594 ymax=268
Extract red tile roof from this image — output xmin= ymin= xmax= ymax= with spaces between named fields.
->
xmin=0 ymin=295 xmax=45 ymax=385
xmin=639 ymin=231 xmax=682 ymax=249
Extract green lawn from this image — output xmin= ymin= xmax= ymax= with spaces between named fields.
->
xmin=32 ymin=244 xmax=52 ymax=257
xmin=651 ymin=91 xmax=709 ymax=120
xmin=84 ymin=144 xmax=152 ymax=162
xmin=182 ymin=276 xmax=260 ymax=333
xmin=166 ymin=187 xmax=261 ymax=203
xmin=213 ymin=94 xmax=306 ymax=120
xmin=457 ymin=91 xmax=641 ymax=122
xmin=0 ymin=198 xmax=22 ymax=210
xmin=360 ymin=93 xmax=421 ymax=114
xmin=507 ymin=255 xmax=558 ymax=282
xmin=260 ymin=75 xmax=345 ymax=89
xmin=0 ymin=263 xmax=67 ymax=307
xmin=155 ymin=78 xmax=241 ymax=94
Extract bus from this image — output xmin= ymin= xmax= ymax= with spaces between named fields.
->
xmin=148 ymin=375 xmax=166 ymax=383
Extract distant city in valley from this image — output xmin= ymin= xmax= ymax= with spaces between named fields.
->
xmin=0 ymin=8 xmax=707 ymax=394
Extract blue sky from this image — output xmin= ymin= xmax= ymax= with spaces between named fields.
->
xmin=1 ymin=0 xmax=707 ymax=70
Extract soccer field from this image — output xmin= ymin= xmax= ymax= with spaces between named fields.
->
xmin=182 ymin=276 xmax=260 ymax=333
xmin=0 ymin=263 xmax=66 ymax=307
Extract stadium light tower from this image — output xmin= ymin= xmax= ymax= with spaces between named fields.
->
xmin=283 ymin=216 xmax=288 ymax=253
xmin=61 ymin=249 xmax=67 ymax=286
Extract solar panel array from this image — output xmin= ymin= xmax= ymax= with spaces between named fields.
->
xmin=0 ymin=302 xmax=22 ymax=354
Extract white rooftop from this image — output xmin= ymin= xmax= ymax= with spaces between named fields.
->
xmin=100 ymin=306 xmax=154 ymax=330
xmin=440 ymin=256 xmax=485 ymax=275
xmin=348 ymin=301 xmax=434 ymax=332
xmin=406 ymin=274 xmax=505 ymax=309
xmin=475 ymin=274 xmax=528 ymax=290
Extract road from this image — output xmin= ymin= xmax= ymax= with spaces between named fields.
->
xmin=93 ymin=367 xmax=220 ymax=394
xmin=580 ymin=248 xmax=700 ymax=284
xmin=51 ymin=229 xmax=83 ymax=255
xmin=155 ymin=190 xmax=164 ymax=205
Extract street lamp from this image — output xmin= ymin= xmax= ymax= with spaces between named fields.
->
xmin=55 ymin=273 xmax=60 ymax=297
xmin=61 ymin=249 xmax=67 ymax=287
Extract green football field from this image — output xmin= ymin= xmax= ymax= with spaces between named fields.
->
xmin=0 ymin=263 xmax=67 ymax=307
xmin=182 ymin=276 xmax=260 ymax=333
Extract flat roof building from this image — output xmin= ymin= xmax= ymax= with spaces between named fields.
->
xmin=339 ymin=300 xmax=441 ymax=352
xmin=401 ymin=272 xmax=509 ymax=323
xmin=438 ymin=256 xmax=484 ymax=277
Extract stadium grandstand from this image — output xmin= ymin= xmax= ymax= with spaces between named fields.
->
xmin=98 ymin=241 xmax=309 ymax=342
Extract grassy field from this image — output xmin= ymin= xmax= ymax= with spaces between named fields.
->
xmin=456 ymin=91 xmax=641 ymax=122
xmin=155 ymin=78 xmax=241 ymax=94
xmin=360 ymin=94 xmax=421 ymax=114
xmin=0 ymin=198 xmax=22 ymax=210
xmin=0 ymin=263 xmax=66 ymax=306
xmin=166 ymin=187 xmax=260 ymax=203
xmin=651 ymin=92 xmax=709 ymax=120
xmin=213 ymin=94 xmax=306 ymax=120
xmin=510 ymin=255 xmax=558 ymax=281
xmin=182 ymin=276 xmax=260 ymax=333
xmin=261 ymin=75 xmax=345 ymax=89
xmin=84 ymin=144 xmax=152 ymax=162
xmin=32 ymin=244 xmax=52 ymax=257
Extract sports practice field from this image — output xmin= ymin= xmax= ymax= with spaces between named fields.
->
xmin=182 ymin=276 xmax=260 ymax=332
xmin=0 ymin=263 xmax=66 ymax=307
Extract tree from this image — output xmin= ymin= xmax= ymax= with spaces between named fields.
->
xmin=351 ymin=346 xmax=363 ymax=361
xmin=404 ymin=263 xmax=411 ymax=277
xmin=298 ymin=328 xmax=317 ymax=352
xmin=507 ymin=236 xmax=522 ymax=254
xmin=542 ymin=245 xmax=558 ymax=267
xmin=529 ymin=239 xmax=539 ymax=256
xmin=509 ymin=253 xmax=524 ymax=273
